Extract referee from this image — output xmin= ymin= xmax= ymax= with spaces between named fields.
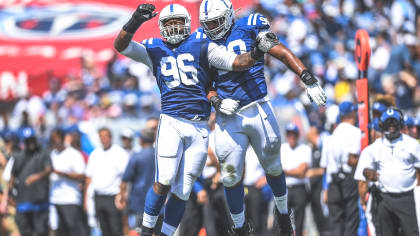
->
xmin=355 ymin=107 xmax=420 ymax=236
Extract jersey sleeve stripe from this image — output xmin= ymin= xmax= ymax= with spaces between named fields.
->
xmin=148 ymin=38 xmax=153 ymax=44
xmin=253 ymin=13 xmax=259 ymax=25
xmin=248 ymin=14 xmax=254 ymax=26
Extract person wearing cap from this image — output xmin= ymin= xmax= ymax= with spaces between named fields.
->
xmin=84 ymin=127 xmax=129 ymax=236
xmin=49 ymin=128 xmax=88 ymax=236
xmin=324 ymin=101 xmax=361 ymax=236
xmin=0 ymin=128 xmax=52 ymax=236
xmin=372 ymin=102 xmax=387 ymax=120
xmin=116 ymin=127 xmax=156 ymax=235
xmin=120 ymin=128 xmax=135 ymax=155
xmin=354 ymin=107 xmax=420 ymax=236
xmin=280 ymin=123 xmax=311 ymax=236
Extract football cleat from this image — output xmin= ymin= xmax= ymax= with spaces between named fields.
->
xmin=228 ymin=220 xmax=254 ymax=236
xmin=274 ymin=207 xmax=295 ymax=236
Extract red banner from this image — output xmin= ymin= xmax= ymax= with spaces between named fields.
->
xmin=0 ymin=0 xmax=252 ymax=100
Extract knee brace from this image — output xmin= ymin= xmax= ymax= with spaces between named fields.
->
xmin=221 ymin=163 xmax=242 ymax=187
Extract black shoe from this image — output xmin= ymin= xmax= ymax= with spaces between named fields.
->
xmin=274 ymin=208 xmax=294 ymax=236
xmin=228 ymin=221 xmax=254 ymax=236
xmin=141 ymin=226 xmax=154 ymax=236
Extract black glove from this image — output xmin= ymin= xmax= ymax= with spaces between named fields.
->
xmin=210 ymin=96 xmax=222 ymax=111
xmin=300 ymin=70 xmax=317 ymax=86
xmin=123 ymin=4 xmax=158 ymax=33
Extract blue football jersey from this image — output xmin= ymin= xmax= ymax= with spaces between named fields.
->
xmin=208 ymin=13 xmax=270 ymax=106
xmin=141 ymin=31 xmax=213 ymax=120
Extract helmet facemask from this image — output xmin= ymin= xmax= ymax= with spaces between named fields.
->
xmin=200 ymin=9 xmax=232 ymax=40
xmin=159 ymin=17 xmax=191 ymax=44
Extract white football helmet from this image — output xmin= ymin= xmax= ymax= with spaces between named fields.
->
xmin=199 ymin=0 xmax=234 ymax=40
xmin=159 ymin=4 xmax=191 ymax=44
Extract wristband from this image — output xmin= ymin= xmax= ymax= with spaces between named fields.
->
xmin=210 ymin=96 xmax=222 ymax=110
xmin=300 ymin=69 xmax=317 ymax=86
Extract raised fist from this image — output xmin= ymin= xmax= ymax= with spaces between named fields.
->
xmin=123 ymin=3 xmax=158 ymax=33
xmin=133 ymin=4 xmax=158 ymax=23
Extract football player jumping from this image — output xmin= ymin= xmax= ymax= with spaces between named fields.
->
xmin=114 ymin=3 xmax=265 ymax=236
xmin=199 ymin=0 xmax=327 ymax=235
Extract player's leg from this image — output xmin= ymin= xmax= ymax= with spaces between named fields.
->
xmin=214 ymin=115 xmax=249 ymax=232
xmin=160 ymin=120 xmax=209 ymax=236
xmin=247 ymin=101 xmax=293 ymax=234
xmin=142 ymin=115 xmax=183 ymax=235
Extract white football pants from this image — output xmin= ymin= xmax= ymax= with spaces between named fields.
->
xmin=155 ymin=114 xmax=209 ymax=200
xmin=214 ymin=96 xmax=283 ymax=187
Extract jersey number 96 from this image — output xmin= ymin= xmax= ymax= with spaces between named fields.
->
xmin=160 ymin=53 xmax=199 ymax=88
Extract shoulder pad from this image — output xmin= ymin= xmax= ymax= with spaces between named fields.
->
xmin=192 ymin=28 xmax=209 ymax=40
xmin=242 ymin=13 xmax=270 ymax=29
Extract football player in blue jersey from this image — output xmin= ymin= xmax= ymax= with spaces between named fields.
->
xmin=114 ymin=3 xmax=266 ymax=236
xmin=199 ymin=0 xmax=327 ymax=235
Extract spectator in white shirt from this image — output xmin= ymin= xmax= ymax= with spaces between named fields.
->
xmin=85 ymin=127 xmax=129 ymax=236
xmin=49 ymin=129 xmax=88 ymax=236
xmin=280 ymin=123 xmax=311 ymax=236
xmin=325 ymin=101 xmax=361 ymax=236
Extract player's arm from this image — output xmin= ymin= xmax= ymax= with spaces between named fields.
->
xmin=207 ymin=42 xmax=263 ymax=72
xmin=114 ymin=4 xmax=157 ymax=67
xmin=256 ymin=32 xmax=327 ymax=106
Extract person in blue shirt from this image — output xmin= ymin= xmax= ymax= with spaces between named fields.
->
xmin=116 ymin=128 xmax=156 ymax=233
xmin=199 ymin=0 xmax=327 ymax=235
xmin=114 ymin=3 xmax=265 ymax=236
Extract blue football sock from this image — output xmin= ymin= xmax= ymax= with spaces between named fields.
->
xmin=267 ymin=172 xmax=288 ymax=214
xmin=224 ymin=182 xmax=245 ymax=214
xmin=161 ymin=194 xmax=186 ymax=236
xmin=266 ymin=172 xmax=287 ymax=197
xmin=142 ymin=187 xmax=167 ymax=228
xmin=224 ymin=183 xmax=245 ymax=228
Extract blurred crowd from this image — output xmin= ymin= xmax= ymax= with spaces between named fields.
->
xmin=0 ymin=0 xmax=420 ymax=235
